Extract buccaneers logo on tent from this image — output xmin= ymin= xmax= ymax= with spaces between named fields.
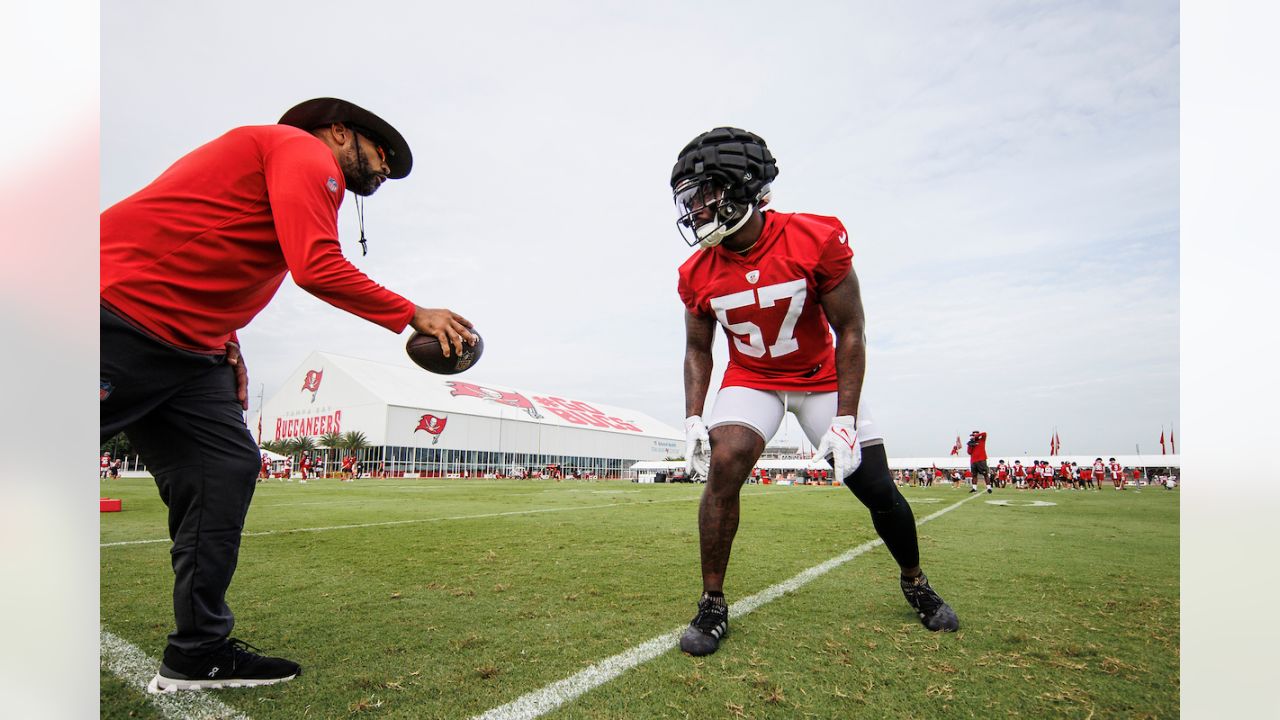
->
xmin=415 ymin=414 xmax=448 ymax=444
xmin=301 ymin=369 xmax=324 ymax=404
xmin=446 ymin=381 xmax=544 ymax=419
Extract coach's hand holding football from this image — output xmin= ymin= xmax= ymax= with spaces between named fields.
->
xmin=100 ymin=97 xmax=473 ymax=692
xmin=410 ymin=306 xmax=477 ymax=358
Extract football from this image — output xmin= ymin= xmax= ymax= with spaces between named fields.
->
xmin=405 ymin=331 xmax=484 ymax=375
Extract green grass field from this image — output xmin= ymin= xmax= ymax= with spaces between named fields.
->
xmin=100 ymin=477 xmax=1179 ymax=719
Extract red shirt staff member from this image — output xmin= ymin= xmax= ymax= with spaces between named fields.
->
xmin=674 ymin=127 xmax=958 ymax=657
xmin=99 ymin=98 xmax=476 ymax=692
xmin=966 ymin=430 xmax=992 ymax=494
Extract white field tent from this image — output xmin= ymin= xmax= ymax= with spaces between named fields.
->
xmin=252 ymin=352 xmax=682 ymax=478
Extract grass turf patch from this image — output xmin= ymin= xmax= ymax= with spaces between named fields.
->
xmin=101 ymin=479 xmax=1177 ymax=719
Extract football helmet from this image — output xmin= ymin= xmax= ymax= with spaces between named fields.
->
xmin=671 ymin=127 xmax=778 ymax=248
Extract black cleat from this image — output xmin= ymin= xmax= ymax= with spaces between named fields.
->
xmin=901 ymin=573 xmax=960 ymax=632
xmin=679 ymin=593 xmax=729 ymax=656
xmin=148 ymin=638 xmax=301 ymax=693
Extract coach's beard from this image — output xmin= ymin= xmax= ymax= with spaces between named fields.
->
xmin=343 ymin=165 xmax=383 ymax=197
xmin=343 ymin=142 xmax=385 ymax=197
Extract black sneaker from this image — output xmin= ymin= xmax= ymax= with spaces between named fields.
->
xmin=900 ymin=573 xmax=960 ymax=632
xmin=148 ymin=638 xmax=301 ymax=692
xmin=679 ymin=593 xmax=729 ymax=656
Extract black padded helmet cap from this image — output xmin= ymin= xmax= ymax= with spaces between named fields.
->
xmin=670 ymin=127 xmax=778 ymax=202
xmin=279 ymin=97 xmax=413 ymax=179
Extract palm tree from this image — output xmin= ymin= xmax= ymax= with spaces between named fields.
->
xmin=341 ymin=430 xmax=369 ymax=455
xmin=291 ymin=436 xmax=318 ymax=455
xmin=316 ymin=431 xmax=342 ymax=477
xmin=341 ymin=431 xmax=370 ymax=476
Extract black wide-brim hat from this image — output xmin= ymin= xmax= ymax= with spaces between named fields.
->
xmin=279 ymin=97 xmax=413 ymax=179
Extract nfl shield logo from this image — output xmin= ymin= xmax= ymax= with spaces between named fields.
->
xmin=745 ymin=270 xmax=760 ymax=284
xmin=326 ymin=177 xmax=339 ymax=193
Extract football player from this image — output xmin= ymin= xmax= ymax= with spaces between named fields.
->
xmin=673 ymin=128 xmax=959 ymax=656
xmin=1094 ymin=457 xmax=1109 ymax=490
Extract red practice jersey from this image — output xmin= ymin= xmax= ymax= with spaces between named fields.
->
xmin=967 ymin=432 xmax=988 ymax=463
xmin=101 ymin=125 xmax=415 ymax=353
xmin=678 ymin=211 xmax=851 ymax=392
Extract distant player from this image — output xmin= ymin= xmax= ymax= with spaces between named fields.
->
xmin=673 ymin=127 xmax=958 ymax=656
xmin=1012 ymin=460 xmax=1026 ymax=489
xmin=1109 ymin=457 xmax=1123 ymax=490
xmin=965 ymin=431 xmax=992 ymax=494
xmin=299 ymin=452 xmax=312 ymax=482
xmin=995 ymin=460 xmax=1009 ymax=489
xmin=1093 ymin=458 xmax=1108 ymax=491
xmin=101 ymin=452 xmax=112 ymax=480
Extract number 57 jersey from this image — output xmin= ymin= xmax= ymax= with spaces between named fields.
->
xmin=677 ymin=211 xmax=853 ymax=393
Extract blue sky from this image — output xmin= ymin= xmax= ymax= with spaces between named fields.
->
xmin=100 ymin=0 xmax=1179 ymax=457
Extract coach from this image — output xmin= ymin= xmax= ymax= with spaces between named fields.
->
xmin=966 ymin=430 xmax=992 ymax=494
xmin=100 ymin=98 xmax=476 ymax=691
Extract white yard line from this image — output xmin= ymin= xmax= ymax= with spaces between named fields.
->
xmin=470 ymin=493 xmax=979 ymax=720
xmin=100 ymin=630 xmax=252 ymax=720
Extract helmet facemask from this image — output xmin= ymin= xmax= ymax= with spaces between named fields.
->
xmin=674 ymin=175 xmax=760 ymax=249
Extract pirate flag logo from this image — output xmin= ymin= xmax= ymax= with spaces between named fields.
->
xmin=416 ymin=414 xmax=448 ymax=444
xmin=301 ymin=368 xmax=324 ymax=404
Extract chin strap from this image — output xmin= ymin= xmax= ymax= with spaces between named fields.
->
xmin=355 ymin=195 xmax=368 ymax=256
xmin=352 ymin=128 xmax=370 ymax=256
xmin=697 ymin=203 xmax=755 ymax=249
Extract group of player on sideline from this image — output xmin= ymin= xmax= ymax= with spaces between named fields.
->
xmin=258 ymin=451 xmax=362 ymax=482
xmin=899 ymin=457 xmax=1168 ymax=491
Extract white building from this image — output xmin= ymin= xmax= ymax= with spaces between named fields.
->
xmin=253 ymin=352 xmax=682 ymax=478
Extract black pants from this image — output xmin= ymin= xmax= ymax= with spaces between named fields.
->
xmin=100 ymin=306 xmax=260 ymax=654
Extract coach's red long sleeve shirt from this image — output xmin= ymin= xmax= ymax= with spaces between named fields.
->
xmin=101 ymin=125 xmax=414 ymax=353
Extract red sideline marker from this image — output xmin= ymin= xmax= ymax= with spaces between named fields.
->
xmin=100 ymin=498 xmax=122 ymax=513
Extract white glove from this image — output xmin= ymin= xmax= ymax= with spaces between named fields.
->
xmin=684 ymin=415 xmax=711 ymax=479
xmin=816 ymin=415 xmax=861 ymax=480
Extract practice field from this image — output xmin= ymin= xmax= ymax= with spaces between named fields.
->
xmin=100 ymin=477 xmax=1179 ymax=719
